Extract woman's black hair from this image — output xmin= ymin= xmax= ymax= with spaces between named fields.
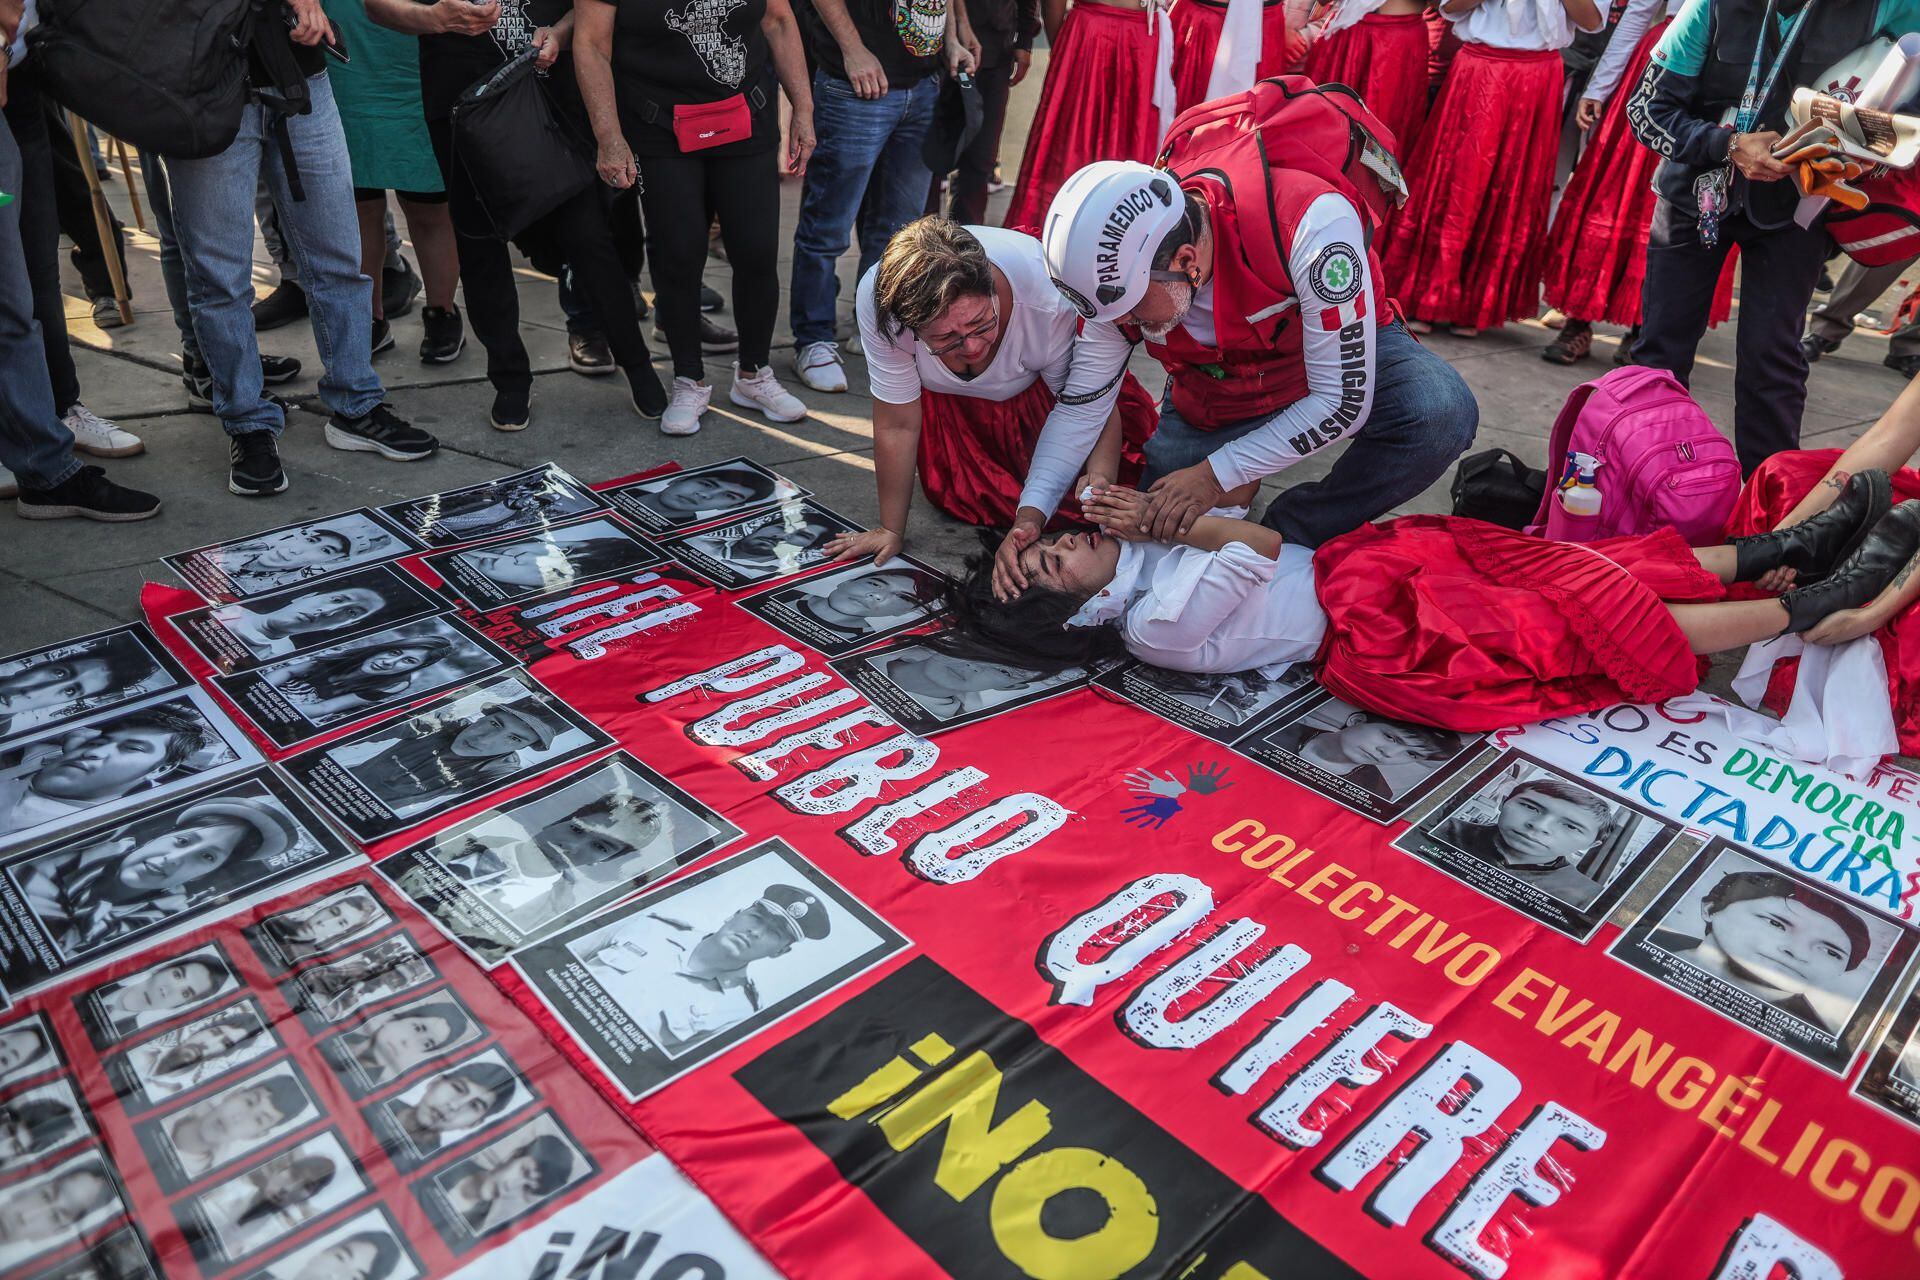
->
xmin=344 ymin=1230 xmax=403 ymax=1280
xmin=285 ymin=636 xmax=455 ymax=701
xmin=0 ymin=1096 xmax=77 ymax=1155
xmin=1701 ymin=870 xmax=1873 ymax=970
xmin=935 ymin=532 xmax=1129 ymax=676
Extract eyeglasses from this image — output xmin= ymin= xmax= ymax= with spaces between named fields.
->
xmin=920 ymin=297 xmax=1000 ymax=357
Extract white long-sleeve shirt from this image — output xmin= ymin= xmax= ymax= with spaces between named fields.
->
xmin=1446 ymin=0 xmax=1603 ymax=51
xmin=1018 ymin=193 xmax=1380 ymax=518
xmin=1068 ymin=536 xmax=1327 ymax=674
xmin=1583 ymin=0 xmax=1681 ymax=105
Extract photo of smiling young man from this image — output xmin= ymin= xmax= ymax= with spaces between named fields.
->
xmin=605 ymin=458 xmax=806 ymax=534
xmin=0 ymin=627 xmax=188 ymax=746
xmin=364 ymin=1048 xmax=537 ymax=1170
xmin=165 ymin=512 xmax=421 ymax=604
xmin=1242 ymin=690 xmax=1485 ymax=823
xmin=74 ymin=943 xmax=243 ymax=1046
xmin=172 ymin=567 xmax=444 ymax=675
xmin=1614 ymin=843 xmax=1919 ymax=1074
xmin=135 ymin=1062 xmax=320 ymax=1191
xmin=0 ymin=690 xmax=261 ymax=855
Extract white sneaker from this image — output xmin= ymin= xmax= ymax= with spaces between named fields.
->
xmin=729 ymin=363 xmax=807 ymax=423
xmin=662 ymin=377 xmax=711 ymax=437
xmin=794 ymin=341 xmax=848 ymax=393
xmin=0 ymin=468 xmax=15 ymax=499
xmin=63 ymin=403 xmax=144 ymax=458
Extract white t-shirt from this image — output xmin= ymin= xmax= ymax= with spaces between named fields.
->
xmin=856 ymin=227 xmax=1083 ymax=406
xmin=1446 ymin=0 xmax=1603 ymax=51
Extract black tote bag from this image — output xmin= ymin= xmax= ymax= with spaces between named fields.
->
xmin=450 ymin=49 xmax=597 ymax=239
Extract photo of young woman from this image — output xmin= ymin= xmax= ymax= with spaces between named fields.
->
xmin=365 ymin=1049 xmax=534 ymax=1169
xmin=1095 ymin=662 xmax=1312 ymax=742
xmin=110 ymin=1001 xmax=278 ymax=1110
xmin=171 ymin=566 xmax=441 ymax=675
xmin=318 ymin=992 xmax=481 ymax=1096
xmin=1241 ymin=691 xmax=1481 ymax=822
xmin=0 ymin=1080 xmax=85 ymax=1175
xmin=76 ymin=943 xmax=241 ymax=1044
xmin=246 ymin=885 xmax=394 ymax=973
xmin=606 ymin=458 xmax=801 ymax=533
xmin=140 ymin=1064 xmax=318 ymax=1188
xmin=180 ymin=1131 xmax=370 ymax=1265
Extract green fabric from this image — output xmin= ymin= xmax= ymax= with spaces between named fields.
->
xmin=322 ymin=0 xmax=444 ymax=192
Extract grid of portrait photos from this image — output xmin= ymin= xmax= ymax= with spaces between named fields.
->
xmin=733 ymin=555 xmax=951 ymax=658
xmin=377 ymin=464 xmax=607 ymax=549
xmin=1393 ymin=751 xmax=1682 ymax=941
xmin=278 ymin=672 xmax=614 ymax=844
xmin=422 ymin=517 xmax=666 ymax=613
xmin=830 ymin=634 xmax=1101 ymax=737
xmin=1609 ymin=841 xmax=1920 ymax=1075
xmin=171 ymin=566 xmax=446 ymax=677
xmin=164 ymin=512 xmax=424 ymax=605
xmin=0 ymin=625 xmax=189 ymax=746
xmin=601 ymin=457 xmax=808 ymax=535
xmin=377 ymin=753 xmax=743 ymax=968
xmin=513 ymin=838 xmax=907 ymax=1100
xmin=657 ymin=500 xmax=863 ymax=591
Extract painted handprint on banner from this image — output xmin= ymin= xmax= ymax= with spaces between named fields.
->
xmin=1120 ymin=796 xmax=1182 ymax=829
xmin=1117 ymin=761 xmax=1233 ymax=827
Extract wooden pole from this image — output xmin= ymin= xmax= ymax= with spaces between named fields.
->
xmin=112 ymin=137 xmax=145 ymax=233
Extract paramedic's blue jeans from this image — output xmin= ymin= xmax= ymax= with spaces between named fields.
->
xmin=167 ymin=74 xmax=382 ymax=437
xmin=1141 ymin=321 xmax=1479 ymax=548
xmin=0 ymin=110 xmax=80 ymax=490
xmin=789 ymin=70 xmax=939 ymax=346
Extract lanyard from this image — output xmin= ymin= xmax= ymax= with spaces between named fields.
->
xmin=1734 ymin=0 xmax=1819 ymax=133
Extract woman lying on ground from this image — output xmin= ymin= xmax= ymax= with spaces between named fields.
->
xmin=952 ymin=473 xmax=1920 ymax=732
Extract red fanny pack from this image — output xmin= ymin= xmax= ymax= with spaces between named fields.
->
xmin=673 ymin=95 xmax=753 ymax=151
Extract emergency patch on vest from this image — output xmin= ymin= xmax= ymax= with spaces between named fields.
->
xmin=1309 ymin=244 xmax=1363 ymax=305
xmin=667 ymin=0 xmax=750 ymax=88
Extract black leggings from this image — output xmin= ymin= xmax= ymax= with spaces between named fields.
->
xmin=636 ymin=146 xmax=779 ymax=379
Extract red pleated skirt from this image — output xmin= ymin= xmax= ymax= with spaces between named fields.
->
xmin=1303 ymin=12 xmax=1431 ymax=158
xmin=1382 ymin=43 xmax=1562 ymax=330
xmin=1313 ymin=516 xmax=1725 ymax=731
xmin=1169 ymin=0 xmax=1300 ymax=111
xmin=1726 ymin=450 xmax=1920 ymax=754
xmin=917 ymin=372 xmax=1159 ymax=527
xmin=1005 ymin=5 xmax=1162 ymax=232
xmin=1541 ymin=20 xmax=1736 ymax=328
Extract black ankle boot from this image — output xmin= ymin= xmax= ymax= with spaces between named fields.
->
xmin=1732 ymin=469 xmax=1892 ymax=583
xmin=1781 ymin=500 xmax=1920 ymax=633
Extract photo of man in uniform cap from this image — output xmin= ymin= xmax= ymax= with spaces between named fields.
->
xmin=582 ymin=883 xmax=831 ymax=1053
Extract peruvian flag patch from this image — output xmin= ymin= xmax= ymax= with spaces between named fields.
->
xmin=1320 ymin=291 xmax=1367 ymax=332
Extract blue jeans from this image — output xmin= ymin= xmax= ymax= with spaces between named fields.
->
xmin=0 ymin=111 xmax=79 ymax=489
xmin=138 ymin=151 xmax=197 ymax=358
xmin=167 ymin=74 xmax=382 ymax=437
xmin=1142 ymin=322 xmax=1479 ymax=547
xmin=789 ymin=69 xmax=939 ymax=345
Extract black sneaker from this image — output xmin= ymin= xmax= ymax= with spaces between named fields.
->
xmin=654 ymin=313 xmax=738 ymax=354
xmin=1887 ymin=354 xmax=1920 ymax=381
xmin=568 ymin=330 xmax=615 ymax=376
xmin=490 ymin=386 xmax=532 ymax=433
xmin=700 ymin=284 xmax=724 ymax=313
xmin=371 ymin=316 xmax=395 ymax=356
xmin=383 ymin=256 xmax=422 ymax=319
xmin=260 ymin=352 xmax=302 ymax=385
xmin=326 ymin=403 xmax=439 ymax=460
xmin=17 ymin=465 xmax=161 ymax=522
xmin=420 ymin=306 xmax=465 ymax=363
xmin=228 ymin=431 xmax=288 ymax=497
xmin=628 ymin=364 xmax=667 ymax=419
xmin=251 ymin=280 xmax=308 ymax=331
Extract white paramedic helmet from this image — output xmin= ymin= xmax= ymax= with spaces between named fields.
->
xmin=1042 ymin=160 xmax=1190 ymax=322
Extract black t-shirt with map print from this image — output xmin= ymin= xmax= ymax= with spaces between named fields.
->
xmin=418 ymin=0 xmax=565 ymax=120
xmin=612 ymin=0 xmax=778 ymax=156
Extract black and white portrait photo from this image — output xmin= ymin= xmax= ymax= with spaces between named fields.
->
xmin=1855 ymin=981 xmax=1920 ymax=1128
xmin=1395 ymin=753 xmax=1680 ymax=940
xmin=380 ymin=753 xmax=742 ymax=966
xmin=1094 ymin=662 xmax=1313 ymax=744
xmin=413 ymin=1112 xmax=594 ymax=1249
xmin=171 ymin=566 xmax=443 ymax=675
xmin=831 ymin=637 xmax=1091 ymax=736
xmin=0 ymin=772 xmax=354 ymax=991
xmin=0 ymin=1078 xmax=86 ymax=1175
xmin=0 ymin=690 xmax=260 ymax=855
xmin=165 ymin=512 xmax=420 ymax=603
xmin=239 ymin=1208 xmax=419 ymax=1280
xmin=380 ymin=465 xmax=606 ymax=549
xmin=134 ymin=1062 xmax=321 ymax=1191
xmin=281 ymin=934 xmax=438 ymax=1030
xmin=1612 ymin=842 xmax=1918 ymax=1074
xmin=517 ymin=838 xmax=907 ymax=1099
xmin=104 ymin=999 xmax=281 ymax=1112
xmin=604 ymin=458 xmax=806 ymax=534
xmin=364 ymin=1048 xmax=538 ymax=1171
xmin=316 ymin=989 xmax=484 ymax=1098
xmin=280 ymin=672 xmax=612 ymax=842
xmin=0 ymin=1149 xmax=127 ymax=1273
xmin=213 ymin=618 xmax=515 ymax=749
xmin=735 ymin=556 xmax=949 ymax=657
xmin=245 ymin=884 xmax=396 ymax=975
xmin=0 ymin=626 xmax=187 ymax=746
xmin=0 ymin=1013 xmax=60 ymax=1091
xmin=659 ymin=501 xmax=863 ymax=591
xmin=73 ymin=942 xmax=243 ymax=1047
xmin=19 ymin=1226 xmax=156 ymax=1280
xmin=177 ymin=1129 xmax=370 ymax=1266
xmin=428 ymin=517 xmax=663 ymax=612
xmin=1240 ymin=690 xmax=1484 ymax=822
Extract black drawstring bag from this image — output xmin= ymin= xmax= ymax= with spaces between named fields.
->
xmin=921 ymin=71 xmax=985 ymax=177
xmin=1450 ymin=448 xmax=1546 ymax=530
xmin=450 ymin=49 xmax=597 ymax=239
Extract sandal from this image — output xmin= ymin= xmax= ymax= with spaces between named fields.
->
xmin=1542 ymin=319 xmax=1593 ymax=364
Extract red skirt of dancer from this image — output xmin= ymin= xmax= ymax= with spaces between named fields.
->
xmin=1541 ymin=19 xmax=1735 ymax=328
xmin=1303 ymin=12 xmax=1432 ymax=158
xmin=1727 ymin=450 xmax=1920 ymax=754
xmin=1169 ymin=0 xmax=1300 ymax=112
xmin=1382 ymin=43 xmax=1563 ymax=330
xmin=1004 ymin=4 xmax=1161 ymax=232
xmin=917 ymin=372 xmax=1160 ymax=528
xmin=1313 ymin=516 xmax=1725 ymax=731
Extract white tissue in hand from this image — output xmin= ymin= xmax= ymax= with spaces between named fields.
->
xmin=1079 ymin=485 xmax=1096 ymax=503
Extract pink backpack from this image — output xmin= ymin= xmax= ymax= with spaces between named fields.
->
xmin=1527 ymin=367 xmax=1741 ymax=545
